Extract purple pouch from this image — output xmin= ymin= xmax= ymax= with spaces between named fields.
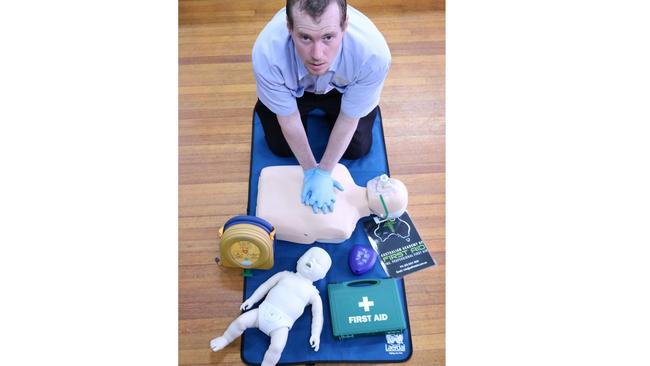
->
xmin=348 ymin=244 xmax=378 ymax=275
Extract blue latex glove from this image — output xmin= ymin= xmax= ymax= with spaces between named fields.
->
xmin=301 ymin=167 xmax=344 ymax=214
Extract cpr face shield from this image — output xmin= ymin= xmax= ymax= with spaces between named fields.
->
xmin=366 ymin=174 xmax=408 ymax=219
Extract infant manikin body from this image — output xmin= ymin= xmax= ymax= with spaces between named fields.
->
xmin=256 ymin=164 xmax=408 ymax=244
xmin=210 ymin=247 xmax=332 ymax=366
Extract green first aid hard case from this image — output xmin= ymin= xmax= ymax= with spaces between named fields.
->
xmin=328 ymin=278 xmax=407 ymax=339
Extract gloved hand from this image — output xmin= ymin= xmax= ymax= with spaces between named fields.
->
xmin=301 ymin=167 xmax=344 ymax=214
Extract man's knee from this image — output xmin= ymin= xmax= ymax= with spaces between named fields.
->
xmin=343 ymin=138 xmax=372 ymax=159
xmin=342 ymin=106 xmax=377 ymax=159
xmin=266 ymin=140 xmax=295 ymax=157
xmin=255 ymin=100 xmax=296 ymax=158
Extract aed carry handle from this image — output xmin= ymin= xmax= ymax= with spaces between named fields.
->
xmin=218 ymin=215 xmax=276 ymax=241
xmin=222 ymin=215 xmax=274 ymax=233
xmin=343 ymin=279 xmax=382 ymax=287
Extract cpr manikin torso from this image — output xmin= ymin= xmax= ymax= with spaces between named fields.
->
xmin=256 ymin=164 xmax=408 ymax=244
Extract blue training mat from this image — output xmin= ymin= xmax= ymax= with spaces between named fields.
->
xmin=241 ymin=108 xmax=412 ymax=365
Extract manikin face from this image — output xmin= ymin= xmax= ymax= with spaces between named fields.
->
xmin=367 ymin=175 xmax=409 ymax=219
xmin=288 ymin=1 xmax=347 ymax=76
xmin=296 ymin=247 xmax=332 ymax=281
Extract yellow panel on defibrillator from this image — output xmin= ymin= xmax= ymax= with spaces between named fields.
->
xmin=218 ymin=216 xmax=275 ymax=270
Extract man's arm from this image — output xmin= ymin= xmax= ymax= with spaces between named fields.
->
xmin=277 ymin=110 xmax=318 ymax=170
xmin=318 ymin=110 xmax=359 ymax=172
xmin=297 ymin=110 xmax=356 ymax=214
xmin=279 ymin=110 xmax=344 ymax=214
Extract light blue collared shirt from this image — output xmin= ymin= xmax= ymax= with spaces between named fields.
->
xmin=252 ymin=5 xmax=391 ymax=119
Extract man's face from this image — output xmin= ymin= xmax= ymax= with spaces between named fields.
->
xmin=288 ymin=1 xmax=347 ymax=76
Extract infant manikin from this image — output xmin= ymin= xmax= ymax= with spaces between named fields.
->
xmin=256 ymin=164 xmax=408 ymax=244
xmin=210 ymin=247 xmax=332 ymax=366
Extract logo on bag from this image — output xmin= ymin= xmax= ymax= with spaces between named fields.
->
xmin=385 ymin=333 xmax=406 ymax=354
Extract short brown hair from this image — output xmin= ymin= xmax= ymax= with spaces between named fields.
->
xmin=286 ymin=0 xmax=347 ymax=30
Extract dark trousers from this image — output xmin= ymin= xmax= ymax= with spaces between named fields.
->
xmin=255 ymin=90 xmax=378 ymax=160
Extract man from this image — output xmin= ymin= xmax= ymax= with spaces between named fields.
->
xmin=252 ymin=0 xmax=391 ymax=215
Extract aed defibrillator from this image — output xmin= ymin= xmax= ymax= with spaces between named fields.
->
xmin=217 ymin=215 xmax=275 ymax=270
xmin=328 ymin=278 xmax=406 ymax=339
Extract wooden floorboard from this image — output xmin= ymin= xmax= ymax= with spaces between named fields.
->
xmin=179 ymin=1 xmax=445 ymax=364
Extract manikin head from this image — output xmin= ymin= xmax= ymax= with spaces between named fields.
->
xmin=286 ymin=0 xmax=348 ymax=76
xmin=367 ymin=175 xmax=409 ymax=219
xmin=296 ymin=247 xmax=332 ymax=281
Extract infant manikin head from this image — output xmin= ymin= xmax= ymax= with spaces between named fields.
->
xmin=366 ymin=174 xmax=409 ymax=219
xmin=296 ymin=247 xmax=332 ymax=282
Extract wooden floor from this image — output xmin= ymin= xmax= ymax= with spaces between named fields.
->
xmin=179 ymin=1 xmax=445 ymax=365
